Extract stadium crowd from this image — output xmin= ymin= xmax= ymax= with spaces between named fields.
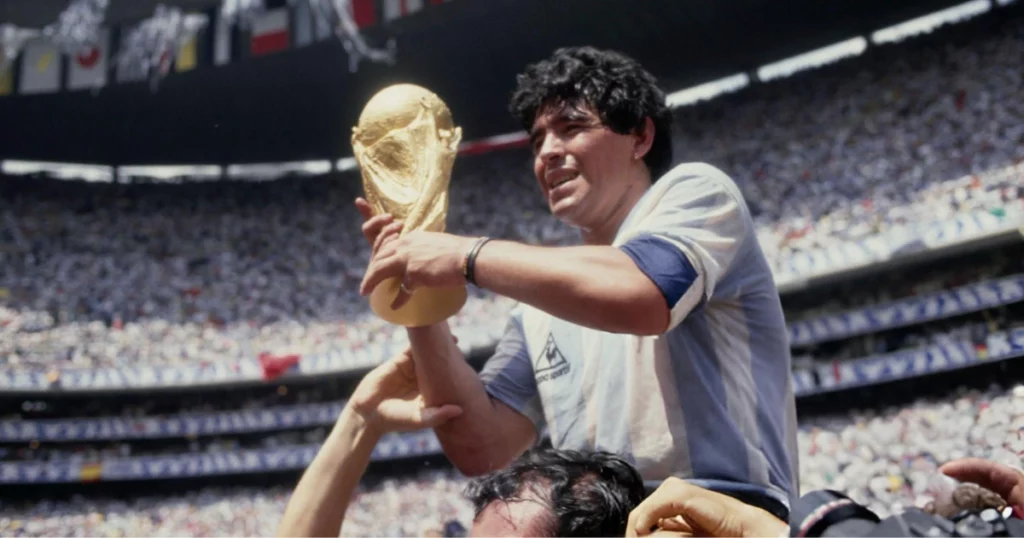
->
xmin=2 ymin=304 xmax=1020 ymax=463
xmin=2 ymin=383 xmax=1024 ymax=536
xmin=0 ymin=427 xmax=330 ymax=464
xmin=674 ymin=15 xmax=1024 ymax=264
xmin=1 ymin=15 xmax=1023 ymax=374
xmin=782 ymin=241 xmax=1024 ymax=322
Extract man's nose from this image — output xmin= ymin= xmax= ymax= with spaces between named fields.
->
xmin=537 ymin=133 xmax=564 ymax=164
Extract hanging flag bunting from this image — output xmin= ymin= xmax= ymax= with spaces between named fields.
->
xmin=0 ymin=63 xmax=12 ymax=96
xmin=67 ymin=28 xmax=108 ymax=90
xmin=293 ymin=0 xmax=314 ymax=47
xmin=250 ymin=8 xmax=290 ymax=56
xmin=350 ymin=0 xmax=377 ymax=28
xmin=176 ymin=33 xmax=198 ymax=72
xmin=213 ymin=16 xmax=232 ymax=65
xmin=383 ymin=0 xmax=424 ymax=21
xmin=19 ymin=38 xmax=61 ymax=94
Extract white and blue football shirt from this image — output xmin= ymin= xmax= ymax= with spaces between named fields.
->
xmin=478 ymin=162 xmax=799 ymax=507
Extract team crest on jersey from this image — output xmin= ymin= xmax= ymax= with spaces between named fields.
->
xmin=535 ymin=333 xmax=570 ymax=383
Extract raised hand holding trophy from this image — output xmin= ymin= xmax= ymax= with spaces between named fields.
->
xmin=352 ymin=84 xmax=468 ymax=327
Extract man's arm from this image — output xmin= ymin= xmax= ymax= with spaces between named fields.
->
xmin=474 ymin=168 xmax=748 ymax=336
xmin=353 ymin=197 xmax=536 ymax=477
xmin=277 ymin=350 xmax=462 ymax=537
xmin=406 ymin=323 xmax=539 ymax=477
xmin=277 ymin=407 xmax=378 ymax=537
xmin=363 ymin=172 xmax=746 ymax=337
xmin=473 ymin=243 xmax=668 ymax=335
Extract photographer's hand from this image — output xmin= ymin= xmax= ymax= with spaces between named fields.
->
xmin=627 ymin=477 xmax=788 ymax=537
xmin=941 ymin=458 xmax=1024 ymax=516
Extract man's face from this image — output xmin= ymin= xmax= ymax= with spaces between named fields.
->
xmin=469 ymin=498 xmax=554 ymax=537
xmin=529 ymin=102 xmax=643 ymax=229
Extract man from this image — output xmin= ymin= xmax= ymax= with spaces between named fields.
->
xmin=357 ymin=46 xmax=798 ymax=518
xmin=276 ymin=345 xmax=645 ymax=537
xmin=467 ymin=449 xmax=646 ymax=536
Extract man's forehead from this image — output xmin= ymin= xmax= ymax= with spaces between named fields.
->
xmin=530 ymin=101 xmax=597 ymax=132
xmin=470 ymin=498 xmax=553 ymax=537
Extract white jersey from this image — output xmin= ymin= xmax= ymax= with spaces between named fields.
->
xmin=479 ymin=163 xmax=799 ymax=506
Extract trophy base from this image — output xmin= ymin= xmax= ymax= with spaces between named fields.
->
xmin=369 ymin=278 xmax=468 ymax=327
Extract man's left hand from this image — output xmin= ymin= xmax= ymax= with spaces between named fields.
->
xmin=359 ymin=229 xmax=474 ymax=309
xmin=348 ymin=345 xmax=463 ymax=436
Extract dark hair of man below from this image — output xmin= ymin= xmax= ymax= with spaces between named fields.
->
xmin=464 ymin=449 xmax=647 ymax=537
xmin=509 ymin=46 xmax=674 ymax=179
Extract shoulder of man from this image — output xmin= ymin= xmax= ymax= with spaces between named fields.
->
xmin=655 ymin=162 xmax=749 ymax=210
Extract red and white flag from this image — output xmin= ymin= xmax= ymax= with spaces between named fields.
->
xmin=383 ymin=0 xmax=424 ymax=21
xmin=68 ymin=29 xmax=108 ymax=90
xmin=251 ymin=8 xmax=290 ymax=56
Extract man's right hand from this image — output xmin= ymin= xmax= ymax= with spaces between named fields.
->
xmin=627 ymin=478 xmax=787 ymax=538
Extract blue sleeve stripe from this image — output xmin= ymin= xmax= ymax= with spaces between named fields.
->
xmin=620 ymin=234 xmax=698 ymax=309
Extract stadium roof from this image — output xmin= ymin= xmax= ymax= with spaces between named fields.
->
xmin=0 ymin=0 xmax=1016 ymax=165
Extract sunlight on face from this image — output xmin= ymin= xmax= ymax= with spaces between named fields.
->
xmin=529 ymin=103 xmax=643 ymax=231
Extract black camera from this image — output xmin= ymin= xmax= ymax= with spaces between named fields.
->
xmin=791 ymin=490 xmax=1024 ymax=537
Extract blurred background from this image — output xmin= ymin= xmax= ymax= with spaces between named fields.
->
xmin=0 ymin=0 xmax=1023 ymax=535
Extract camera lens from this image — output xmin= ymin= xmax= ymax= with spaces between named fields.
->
xmin=954 ymin=514 xmax=995 ymax=537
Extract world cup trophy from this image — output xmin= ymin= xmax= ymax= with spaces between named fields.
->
xmin=352 ymin=83 xmax=468 ymax=327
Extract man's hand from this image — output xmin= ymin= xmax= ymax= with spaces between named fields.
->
xmin=941 ymin=458 xmax=1024 ymax=515
xmin=627 ymin=478 xmax=787 ymax=538
xmin=355 ymin=197 xmax=472 ymax=309
xmin=359 ymin=230 xmax=471 ymax=307
xmin=277 ymin=343 xmax=461 ymax=538
xmin=348 ymin=346 xmax=463 ymax=436
xmin=356 ymin=198 xmax=402 ymax=256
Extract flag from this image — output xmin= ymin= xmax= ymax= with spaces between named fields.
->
xmin=351 ymin=0 xmax=377 ymax=28
xmin=293 ymin=0 xmax=313 ymax=47
xmin=259 ymin=352 xmax=301 ymax=381
xmin=383 ymin=0 xmax=423 ymax=21
xmin=251 ymin=8 xmax=290 ymax=56
xmin=313 ymin=4 xmax=332 ymax=40
xmin=19 ymin=39 xmax=61 ymax=94
xmin=214 ymin=16 xmax=232 ymax=65
xmin=176 ymin=34 xmax=198 ymax=72
xmin=0 ymin=63 xmax=12 ymax=96
xmin=68 ymin=29 xmax=108 ymax=90
xmin=80 ymin=463 xmax=103 ymax=482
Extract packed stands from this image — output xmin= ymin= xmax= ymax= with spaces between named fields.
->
xmin=3 ymin=383 xmax=1024 ymax=536
xmin=0 ymin=469 xmax=473 ymax=537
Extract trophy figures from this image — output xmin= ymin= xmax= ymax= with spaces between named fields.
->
xmin=351 ymin=84 xmax=468 ymax=327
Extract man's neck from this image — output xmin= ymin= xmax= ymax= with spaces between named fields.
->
xmin=581 ymin=175 xmax=651 ymax=246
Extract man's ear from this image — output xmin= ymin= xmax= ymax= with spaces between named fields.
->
xmin=632 ymin=117 xmax=655 ymax=162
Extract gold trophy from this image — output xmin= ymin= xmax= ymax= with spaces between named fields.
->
xmin=352 ymin=83 xmax=468 ymax=327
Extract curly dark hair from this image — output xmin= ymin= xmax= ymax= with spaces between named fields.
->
xmin=509 ymin=46 xmax=673 ymax=179
xmin=464 ymin=449 xmax=646 ymax=537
